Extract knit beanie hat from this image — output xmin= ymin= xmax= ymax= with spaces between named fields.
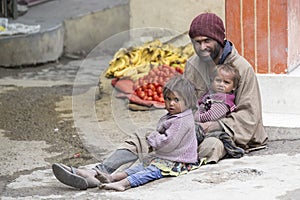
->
xmin=189 ymin=13 xmax=225 ymax=46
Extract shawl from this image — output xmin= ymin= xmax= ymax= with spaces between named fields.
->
xmin=184 ymin=41 xmax=268 ymax=149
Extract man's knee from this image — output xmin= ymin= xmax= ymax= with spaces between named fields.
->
xmin=198 ymin=137 xmax=226 ymax=164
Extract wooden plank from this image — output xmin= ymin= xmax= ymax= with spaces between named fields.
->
xmin=256 ymin=0 xmax=269 ymax=73
xmin=269 ymin=0 xmax=288 ymax=74
xmin=225 ymin=0 xmax=242 ymax=54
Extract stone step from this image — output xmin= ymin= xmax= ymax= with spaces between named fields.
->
xmin=263 ymin=112 xmax=300 ymax=141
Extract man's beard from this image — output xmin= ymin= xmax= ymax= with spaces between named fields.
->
xmin=197 ymin=44 xmax=221 ymax=63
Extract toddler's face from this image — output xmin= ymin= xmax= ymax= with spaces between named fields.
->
xmin=164 ymin=91 xmax=187 ymax=115
xmin=211 ymin=69 xmax=236 ymax=93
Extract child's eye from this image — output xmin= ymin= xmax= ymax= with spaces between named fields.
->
xmin=215 ymin=78 xmax=221 ymax=83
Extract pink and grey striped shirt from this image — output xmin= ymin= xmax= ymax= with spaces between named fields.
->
xmin=194 ymin=91 xmax=236 ymax=123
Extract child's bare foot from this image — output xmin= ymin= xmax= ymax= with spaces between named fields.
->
xmin=99 ymin=179 xmax=130 ymax=191
xmin=99 ymin=182 xmax=126 ymax=191
xmin=95 ymin=171 xmax=113 ymax=183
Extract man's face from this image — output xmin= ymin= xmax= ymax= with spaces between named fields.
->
xmin=191 ymin=36 xmax=222 ymax=62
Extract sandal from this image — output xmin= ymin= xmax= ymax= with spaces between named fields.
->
xmin=52 ymin=163 xmax=89 ymax=190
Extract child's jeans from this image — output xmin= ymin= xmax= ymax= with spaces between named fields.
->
xmin=125 ymin=163 xmax=163 ymax=187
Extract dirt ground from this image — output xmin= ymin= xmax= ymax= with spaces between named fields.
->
xmin=0 ymin=55 xmax=162 ymax=172
xmin=0 ymin=59 xmax=98 ymax=168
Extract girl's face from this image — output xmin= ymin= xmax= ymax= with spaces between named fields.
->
xmin=211 ymin=69 xmax=236 ymax=93
xmin=164 ymin=91 xmax=187 ymax=115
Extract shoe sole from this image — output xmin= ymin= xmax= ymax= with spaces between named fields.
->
xmin=52 ymin=163 xmax=88 ymax=190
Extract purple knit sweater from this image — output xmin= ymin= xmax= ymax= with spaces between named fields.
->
xmin=146 ymin=109 xmax=198 ymax=163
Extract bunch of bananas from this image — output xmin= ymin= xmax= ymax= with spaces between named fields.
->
xmin=105 ymin=39 xmax=194 ymax=80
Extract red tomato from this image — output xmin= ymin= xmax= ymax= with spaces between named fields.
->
xmin=143 ymin=96 xmax=148 ymax=100
xmin=153 ymin=82 xmax=160 ymax=88
xmin=137 ymin=91 xmax=146 ymax=99
xmin=147 ymin=83 xmax=155 ymax=91
xmin=147 ymin=89 xmax=153 ymax=97
xmin=135 ymin=87 xmax=142 ymax=93
xmin=156 ymin=85 xmax=163 ymax=95
xmin=175 ymin=67 xmax=184 ymax=74
xmin=158 ymin=97 xmax=164 ymax=103
xmin=147 ymin=96 xmax=153 ymax=101
xmin=153 ymin=94 xmax=159 ymax=101
xmin=141 ymin=84 xmax=148 ymax=91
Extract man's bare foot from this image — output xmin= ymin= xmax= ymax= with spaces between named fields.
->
xmin=99 ymin=179 xmax=130 ymax=191
xmin=95 ymin=171 xmax=113 ymax=183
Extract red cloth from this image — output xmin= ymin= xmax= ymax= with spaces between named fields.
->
xmin=112 ymin=78 xmax=134 ymax=94
xmin=111 ymin=78 xmax=165 ymax=109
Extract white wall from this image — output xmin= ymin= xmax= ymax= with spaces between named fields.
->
xmin=129 ymin=0 xmax=225 ymax=33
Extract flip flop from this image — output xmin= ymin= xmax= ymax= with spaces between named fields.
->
xmin=52 ymin=163 xmax=88 ymax=190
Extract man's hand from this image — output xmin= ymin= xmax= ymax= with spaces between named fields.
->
xmin=199 ymin=121 xmax=222 ymax=134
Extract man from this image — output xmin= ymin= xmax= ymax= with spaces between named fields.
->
xmin=184 ymin=13 xmax=267 ymax=163
xmin=52 ymin=12 xmax=268 ymax=190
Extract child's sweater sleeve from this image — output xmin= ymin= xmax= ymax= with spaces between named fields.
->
xmin=147 ymin=118 xmax=188 ymax=153
xmin=194 ymin=102 xmax=229 ymax=122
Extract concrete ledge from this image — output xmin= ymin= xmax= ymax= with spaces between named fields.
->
xmin=265 ymin=126 xmax=300 ymax=141
xmin=0 ymin=0 xmax=129 ymax=67
xmin=263 ymin=112 xmax=300 ymax=141
xmin=0 ymin=25 xmax=63 ymax=67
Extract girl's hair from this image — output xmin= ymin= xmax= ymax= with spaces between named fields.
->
xmin=211 ymin=63 xmax=241 ymax=88
xmin=163 ymin=75 xmax=197 ymax=109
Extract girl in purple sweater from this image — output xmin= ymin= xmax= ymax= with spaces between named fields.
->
xmin=97 ymin=75 xmax=198 ymax=191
